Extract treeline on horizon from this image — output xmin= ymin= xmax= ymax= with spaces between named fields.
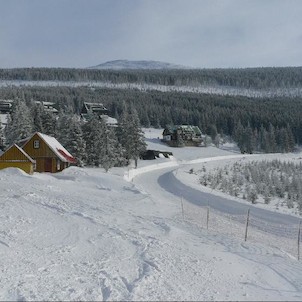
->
xmin=1 ymin=66 xmax=302 ymax=89
xmin=0 ymin=85 xmax=301 ymax=154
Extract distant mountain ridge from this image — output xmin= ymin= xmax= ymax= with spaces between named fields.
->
xmin=88 ymin=60 xmax=190 ymax=70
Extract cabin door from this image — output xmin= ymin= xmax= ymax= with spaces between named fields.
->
xmin=44 ymin=158 xmax=52 ymax=172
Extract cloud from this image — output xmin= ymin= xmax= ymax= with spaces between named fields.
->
xmin=0 ymin=0 xmax=302 ymax=68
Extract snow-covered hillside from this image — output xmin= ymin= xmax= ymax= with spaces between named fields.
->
xmin=88 ymin=59 xmax=190 ymax=70
xmin=1 ymin=129 xmax=302 ymax=301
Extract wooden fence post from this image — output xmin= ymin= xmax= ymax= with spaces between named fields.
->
xmin=181 ymin=196 xmax=184 ymax=221
xmin=244 ymin=208 xmax=250 ymax=242
xmin=298 ymin=221 xmax=301 ymax=261
xmin=206 ymin=202 xmax=210 ymax=230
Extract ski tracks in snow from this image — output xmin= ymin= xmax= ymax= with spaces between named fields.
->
xmin=1 ymin=166 xmax=302 ymax=300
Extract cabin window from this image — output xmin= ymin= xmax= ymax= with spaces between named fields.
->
xmin=33 ymin=140 xmax=40 ymax=149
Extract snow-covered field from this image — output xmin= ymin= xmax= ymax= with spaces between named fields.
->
xmin=1 ymin=128 xmax=302 ymax=301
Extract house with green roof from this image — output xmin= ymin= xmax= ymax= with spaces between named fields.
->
xmin=162 ymin=125 xmax=202 ymax=147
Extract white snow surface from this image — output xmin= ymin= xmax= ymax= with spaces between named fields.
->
xmin=1 ymin=128 xmax=302 ymax=301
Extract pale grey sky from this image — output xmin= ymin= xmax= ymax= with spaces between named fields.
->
xmin=1 ymin=0 xmax=302 ymax=68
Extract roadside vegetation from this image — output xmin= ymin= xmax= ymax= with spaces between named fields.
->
xmin=197 ymin=159 xmax=302 ymax=213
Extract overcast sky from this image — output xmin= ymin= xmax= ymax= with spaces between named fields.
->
xmin=1 ymin=0 xmax=302 ymax=69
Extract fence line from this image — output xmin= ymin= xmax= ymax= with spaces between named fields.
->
xmin=181 ymin=197 xmax=301 ymax=260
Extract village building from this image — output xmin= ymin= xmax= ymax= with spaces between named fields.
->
xmin=80 ymin=102 xmax=118 ymax=126
xmin=20 ymin=132 xmax=77 ymax=173
xmin=162 ymin=124 xmax=202 ymax=147
xmin=0 ymin=132 xmax=76 ymax=174
xmin=80 ymin=102 xmax=109 ymax=120
xmin=35 ymin=101 xmax=59 ymax=115
xmin=0 ymin=144 xmax=36 ymax=174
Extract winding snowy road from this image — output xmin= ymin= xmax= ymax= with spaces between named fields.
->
xmin=158 ymin=170 xmax=301 ymax=225
xmin=133 ymin=156 xmax=301 ymax=241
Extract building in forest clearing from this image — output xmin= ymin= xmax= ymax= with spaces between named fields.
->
xmin=80 ymin=102 xmax=108 ymax=120
xmin=0 ymin=132 xmax=76 ymax=174
xmin=162 ymin=125 xmax=202 ymax=147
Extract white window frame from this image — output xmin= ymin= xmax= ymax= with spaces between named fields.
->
xmin=33 ymin=140 xmax=40 ymax=149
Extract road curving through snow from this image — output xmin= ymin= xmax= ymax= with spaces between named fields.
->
xmin=132 ymin=153 xmax=301 ymax=229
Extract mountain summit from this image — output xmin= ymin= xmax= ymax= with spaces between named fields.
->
xmin=88 ymin=60 xmax=190 ymax=70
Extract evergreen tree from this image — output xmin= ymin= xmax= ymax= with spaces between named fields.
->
xmin=31 ymin=102 xmax=44 ymax=132
xmin=278 ymin=127 xmax=289 ymax=152
xmin=259 ymin=125 xmax=266 ymax=152
xmin=118 ymin=106 xmax=146 ymax=168
xmin=286 ymin=124 xmax=295 ymax=151
xmin=99 ymin=121 xmax=124 ymax=171
xmin=64 ymin=115 xmax=87 ymax=166
xmin=56 ymin=111 xmax=70 ymax=147
xmin=267 ymin=123 xmax=277 ymax=153
xmin=42 ymin=111 xmax=57 ymax=136
xmin=0 ymin=123 xmax=4 ymax=151
xmin=5 ymin=98 xmax=33 ymax=146
xmin=244 ymin=123 xmax=254 ymax=153
xmin=209 ymin=124 xmax=218 ymax=142
xmin=82 ymin=115 xmax=104 ymax=166
xmin=233 ymin=120 xmax=244 ymax=152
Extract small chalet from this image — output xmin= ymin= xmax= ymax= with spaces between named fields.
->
xmin=0 ymin=132 xmax=76 ymax=174
xmin=162 ymin=125 xmax=202 ymax=147
xmin=20 ymin=132 xmax=76 ymax=173
xmin=0 ymin=144 xmax=36 ymax=174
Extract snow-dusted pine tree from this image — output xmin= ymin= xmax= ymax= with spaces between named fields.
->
xmin=0 ymin=123 xmax=4 ymax=151
xmin=42 ymin=110 xmax=57 ymax=136
xmin=5 ymin=98 xmax=33 ymax=146
xmin=98 ymin=119 xmax=125 ymax=172
xmin=118 ymin=105 xmax=146 ymax=168
xmin=82 ymin=115 xmax=104 ymax=167
xmin=56 ymin=111 xmax=71 ymax=148
xmin=31 ymin=102 xmax=44 ymax=133
xmin=64 ymin=115 xmax=87 ymax=167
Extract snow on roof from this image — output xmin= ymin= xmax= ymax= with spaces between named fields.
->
xmin=100 ymin=114 xmax=118 ymax=125
xmin=37 ymin=132 xmax=76 ymax=163
xmin=164 ymin=124 xmax=202 ymax=135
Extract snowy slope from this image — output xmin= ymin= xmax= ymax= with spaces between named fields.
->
xmin=0 ymin=129 xmax=302 ymax=301
xmin=88 ymin=59 xmax=190 ymax=70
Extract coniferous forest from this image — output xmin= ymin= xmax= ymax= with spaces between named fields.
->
xmin=1 ymin=67 xmax=302 ymax=154
xmin=1 ymin=66 xmax=302 ymax=89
